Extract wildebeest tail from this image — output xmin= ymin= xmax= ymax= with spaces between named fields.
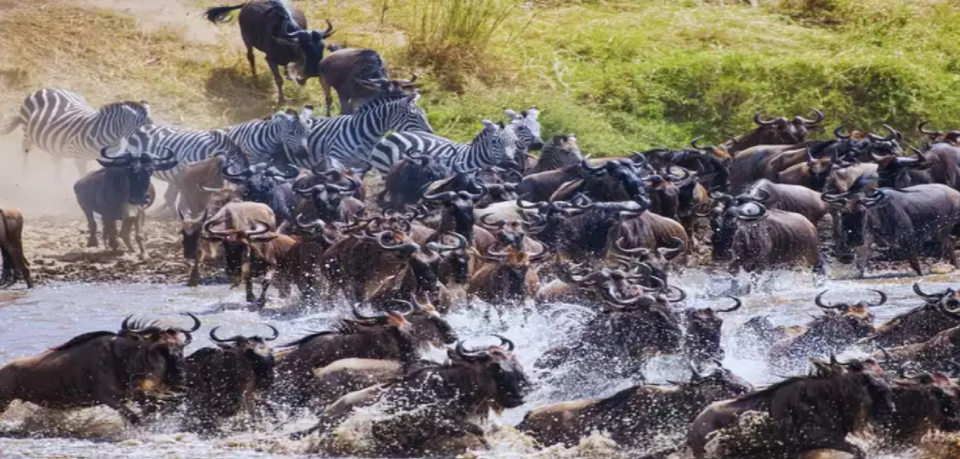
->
xmin=205 ymin=3 xmax=247 ymax=23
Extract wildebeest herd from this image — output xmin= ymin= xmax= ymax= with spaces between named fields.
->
xmin=5 ymin=0 xmax=960 ymax=458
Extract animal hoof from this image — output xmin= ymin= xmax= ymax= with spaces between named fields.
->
xmin=86 ymin=238 xmax=98 ymax=248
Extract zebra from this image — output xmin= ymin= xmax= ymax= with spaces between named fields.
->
xmin=368 ymin=107 xmax=540 ymax=174
xmin=112 ymin=124 xmax=247 ymax=211
xmin=0 ymin=88 xmax=152 ymax=179
xmin=287 ymin=91 xmax=432 ymax=171
xmin=226 ymin=105 xmax=314 ymax=166
xmin=369 ymin=120 xmax=515 ymax=175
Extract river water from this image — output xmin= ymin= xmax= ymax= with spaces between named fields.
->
xmin=0 ymin=267 xmax=955 ymax=459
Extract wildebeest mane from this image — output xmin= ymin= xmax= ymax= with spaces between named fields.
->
xmin=279 ymin=320 xmax=362 ymax=348
xmin=51 ymin=331 xmax=117 ymax=351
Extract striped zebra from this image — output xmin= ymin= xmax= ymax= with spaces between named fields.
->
xmin=1 ymin=89 xmax=152 ymax=179
xmin=370 ymin=120 xmax=515 ymax=175
xmin=226 ymin=105 xmax=313 ymax=166
xmin=286 ymin=91 xmax=432 ymax=170
xmin=112 ymin=124 xmax=247 ymax=210
xmin=505 ymin=107 xmax=544 ymax=154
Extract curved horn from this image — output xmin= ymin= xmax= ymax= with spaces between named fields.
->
xmin=181 ymin=312 xmax=202 ymax=333
xmin=797 ymin=108 xmax=825 ymax=125
xmin=426 ymin=232 xmax=468 ymax=253
xmin=262 ymin=324 xmax=280 ymax=341
xmin=494 ymin=334 xmax=515 ymax=352
xmin=320 ymin=18 xmax=335 ymax=38
xmin=352 ymin=304 xmax=380 ymax=321
xmin=296 ymin=213 xmax=327 ymax=229
xmin=480 ymin=213 xmax=506 ymax=229
xmin=814 ymin=290 xmax=844 ymax=310
xmin=209 ymin=326 xmax=242 ymax=344
xmin=913 ymin=281 xmax=944 ymax=301
xmin=716 ymin=296 xmax=742 ymax=313
xmin=868 ymin=289 xmax=888 ymax=307
xmin=918 ymin=120 xmax=942 ymax=137
xmin=657 ymin=237 xmax=686 ymax=261
xmin=665 ymin=285 xmax=687 ymax=303
xmin=581 ymin=158 xmax=605 ymax=173
xmin=834 ymin=125 xmax=851 ymax=140
xmin=422 ymin=190 xmax=458 ymax=202
xmin=690 ymin=136 xmax=711 ymax=151
xmin=754 ymin=111 xmax=777 ymax=126
xmin=869 ymin=124 xmax=898 ymax=142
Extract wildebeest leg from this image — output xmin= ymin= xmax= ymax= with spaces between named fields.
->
xmin=135 ymin=209 xmax=146 ymax=258
xmin=320 ymin=77 xmax=334 ymax=117
xmin=161 ymin=183 xmax=179 ymax=210
xmin=267 ymin=60 xmax=285 ymax=106
xmin=256 ymin=270 xmax=273 ymax=308
xmin=105 ymin=218 xmax=121 ymax=252
xmin=2 ymin=245 xmax=32 ymax=289
xmin=96 ymin=390 xmax=140 ymax=425
xmin=907 ymin=253 xmax=924 ymax=277
xmin=80 ymin=202 xmax=99 ymax=248
xmin=338 ymin=92 xmax=353 ymax=116
xmin=245 ymin=42 xmax=257 ymax=77
xmin=243 ymin=257 xmax=256 ymax=303
xmin=188 ymin=248 xmax=203 ymax=287
xmin=0 ymin=247 xmax=13 ymax=287
xmin=941 ymin=228 xmax=959 ymax=268
xmin=119 ymin=216 xmax=136 ymax=254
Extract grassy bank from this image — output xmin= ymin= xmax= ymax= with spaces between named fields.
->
xmin=2 ymin=0 xmax=960 ymax=155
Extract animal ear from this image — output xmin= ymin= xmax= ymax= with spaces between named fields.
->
xmin=524 ymin=107 xmax=540 ymax=120
xmin=504 ymin=109 xmax=522 ymax=121
xmin=481 ymin=119 xmax=497 ymax=131
xmin=405 ymin=91 xmax=421 ymax=104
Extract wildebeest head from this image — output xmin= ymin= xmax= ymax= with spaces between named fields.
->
xmin=385 ymin=298 xmax=459 ymax=347
xmin=203 ymin=219 xmax=276 ymax=279
xmin=505 ymin=107 xmax=544 ymax=152
xmin=473 ymin=244 xmax=551 ymax=301
xmin=294 ymin=170 xmax=360 ymax=222
xmin=820 ymin=173 xmax=879 ymax=262
xmin=709 ymin=200 xmax=768 ymax=262
xmin=273 ymin=8 xmax=335 ymax=81
xmin=448 ymin=335 xmax=531 ymax=409
xmin=375 ymin=230 xmax=466 ymax=295
xmin=737 ymin=108 xmax=824 ymax=147
xmin=918 ymin=120 xmax=960 ymax=147
xmin=118 ymin=313 xmax=202 ymax=390
xmin=223 ymin=163 xmax=299 ymax=204
xmin=209 ymin=324 xmax=279 ymax=389
xmin=873 ymin=148 xmax=930 ymax=189
xmin=423 ymin=183 xmax=487 ymax=239
xmin=864 ymin=124 xmax=904 ymax=157
xmin=610 ymin=236 xmax=685 ymax=285
xmin=813 ymin=289 xmax=884 ymax=338
xmin=683 ymin=297 xmax=742 ymax=362
xmin=98 ymin=145 xmax=178 ymax=205
xmin=596 ymin=286 xmax=685 ymax=357
xmin=580 ymin=158 xmax=650 ymax=204
xmin=675 ymin=363 xmax=755 ymax=403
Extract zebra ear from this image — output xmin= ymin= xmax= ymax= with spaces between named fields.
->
xmin=405 ymin=91 xmax=421 ymax=104
xmin=301 ymin=104 xmax=314 ymax=120
xmin=504 ymin=109 xmax=522 ymax=121
xmin=523 ymin=107 xmax=540 ymax=120
xmin=481 ymin=119 xmax=497 ymax=131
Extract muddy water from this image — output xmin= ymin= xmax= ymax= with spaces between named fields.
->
xmin=0 ymin=269 xmax=956 ymax=458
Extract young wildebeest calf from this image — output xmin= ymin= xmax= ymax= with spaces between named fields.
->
xmin=0 ymin=207 xmax=32 ymax=288
xmin=74 ymin=147 xmax=177 ymax=258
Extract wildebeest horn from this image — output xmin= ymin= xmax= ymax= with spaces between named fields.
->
xmin=262 ymin=324 xmax=280 ymax=341
xmin=918 ymin=120 xmax=942 ymax=137
xmin=581 ymin=158 xmax=605 ymax=173
xmin=458 ymin=182 xmax=488 ymax=201
xmin=320 ymin=18 xmax=335 ymax=38
xmin=689 ymin=362 xmax=703 ymax=380
xmin=202 ymin=217 xmax=234 ymax=238
xmin=814 ymin=290 xmax=844 ymax=309
xmin=869 ymin=124 xmax=898 ymax=142
xmin=657 ymin=237 xmax=686 ymax=261
xmin=869 ymin=289 xmax=888 ymax=307
xmin=209 ymin=326 xmax=242 ymax=343
xmin=734 ymin=202 xmax=767 ymax=221
xmin=181 ymin=313 xmax=202 ymax=333
xmin=690 ymin=136 xmax=711 ymax=151
xmin=796 ymin=108 xmax=825 ymax=125
xmin=716 ymin=296 xmax=743 ymax=313
xmin=614 ymin=237 xmax=649 ymax=256
xmin=422 ymin=190 xmax=458 ymax=202
xmin=480 ymin=213 xmax=506 ymax=229
xmin=665 ymin=285 xmax=687 ymax=303
xmin=912 ymin=281 xmax=943 ymax=300
xmin=493 ymin=334 xmax=515 ymax=352
xmin=753 ymin=111 xmax=777 ymax=126
xmin=834 ymin=125 xmax=851 ymax=140
xmin=245 ymin=221 xmax=272 ymax=237
xmin=426 ymin=232 xmax=468 ymax=253
xmin=296 ymin=213 xmax=327 ymax=229
xmin=377 ymin=231 xmax=419 ymax=254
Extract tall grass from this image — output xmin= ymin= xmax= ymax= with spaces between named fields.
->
xmin=403 ymin=0 xmax=519 ymax=90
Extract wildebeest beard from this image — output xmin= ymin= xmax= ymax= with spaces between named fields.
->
xmin=247 ymin=349 xmax=276 ymax=390
xmin=837 ymin=208 xmax=866 ymax=262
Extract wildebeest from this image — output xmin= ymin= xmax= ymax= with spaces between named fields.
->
xmin=823 ymin=183 xmax=960 ymax=275
xmin=202 ymin=201 xmax=277 ymax=302
xmin=881 ymin=372 xmax=960 ymax=446
xmin=0 ymin=314 xmax=200 ymax=424
xmin=222 ymin=163 xmax=299 ymax=228
xmin=518 ymin=364 xmax=753 ymax=449
xmin=182 ymin=324 xmax=279 ymax=431
xmin=767 ymin=290 xmax=883 ymax=369
xmin=683 ymin=298 xmax=742 ymax=363
xmin=317 ymin=48 xmax=393 ymax=116
xmin=706 ymin=201 xmax=822 ymax=274
xmin=205 ymin=0 xmax=335 ymax=105
xmin=688 ymin=358 xmax=894 ymax=459
xmin=74 ymin=146 xmax=177 ymax=257
xmin=526 ymin=134 xmax=581 ymax=174
xmin=0 ymin=207 xmax=32 ymax=289
xmin=870 ymin=323 xmax=960 ymax=374
xmin=738 ymin=179 xmax=829 ymax=224
xmin=468 ymin=244 xmax=550 ymax=304
xmin=727 ymin=109 xmax=824 ymax=154
xmin=296 ymin=336 xmax=531 ymax=457
xmin=918 ymin=120 xmax=960 ymax=147
xmin=866 ymin=282 xmax=960 ymax=348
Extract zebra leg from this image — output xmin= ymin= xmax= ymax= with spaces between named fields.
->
xmin=267 ymin=60 xmax=286 ymax=106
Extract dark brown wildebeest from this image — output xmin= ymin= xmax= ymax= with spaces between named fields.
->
xmin=726 ymin=109 xmax=824 ymax=154
xmin=823 ymin=182 xmax=960 ymax=276
xmin=866 ymin=283 xmax=960 ymax=348
xmin=881 ymin=372 xmax=960 ymax=446
xmin=294 ymin=336 xmax=531 ymax=457
xmin=467 ymin=244 xmax=550 ymax=304
xmin=274 ymin=303 xmax=457 ymax=406
xmin=526 ymin=134 xmax=581 ymax=174
xmin=683 ymin=298 xmax=742 ymax=363
xmin=205 ymin=0 xmax=335 ymax=105
xmin=182 ymin=324 xmax=279 ymax=431
xmin=292 ymin=168 xmax=365 ymax=223
xmin=74 ymin=147 xmax=177 ymax=258
xmin=518 ymin=364 xmax=753 ymax=449
xmin=688 ymin=358 xmax=894 ymax=459
xmin=0 ymin=314 xmax=200 ymax=424
xmin=918 ymin=120 xmax=960 ymax=146
xmin=870 ymin=324 xmax=960 ymax=373
xmin=316 ymin=48 xmax=407 ymax=116
xmin=766 ymin=290 xmax=883 ymax=369
xmin=706 ymin=201 xmax=822 ymax=274
xmin=0 ymin=207 xmax=32 ymax=289
xmin=521 ymin=197 xmax=651 ymax=261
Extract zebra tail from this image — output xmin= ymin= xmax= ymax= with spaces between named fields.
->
xmin=0 ymin=115 xmax=21 ymax=136
xmin=204 ymin=3 xmax=247 ymax=24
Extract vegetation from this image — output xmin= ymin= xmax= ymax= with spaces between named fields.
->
xmin=2 ymin=0 xmax=960 ymax=154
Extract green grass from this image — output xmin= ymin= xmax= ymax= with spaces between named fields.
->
xmin=3 ymin=0 xmax=960 ymax=155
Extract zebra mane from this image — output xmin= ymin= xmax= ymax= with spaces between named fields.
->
xmin=355 ymin=92 xmax=411 ymax=114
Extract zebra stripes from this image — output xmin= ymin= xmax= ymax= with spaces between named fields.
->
xmin=504 ymin=107 xmax=544 ymax=153
xmin=285 ymin=91 xmax=433 ymax=170
xmin=1 ymin=88 xmax=152 ymax=177
xmin=115 ymin=124 xmax=242 ymax=184
xmin=370 ymin=120 xmax=515 ymax=174
xmin=226 ymin=106 xmax=313 ymax=166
